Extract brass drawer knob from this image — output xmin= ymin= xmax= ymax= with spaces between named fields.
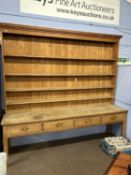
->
xmin=56 ymin=123 xmax=63 ymax=127
xmin=21 ymin=127 xmax=29 ymax=131
xmin=111 ymin=116 xmax=117 ymax=120
xmin=85 ymin=119 xmax=91 ymax=124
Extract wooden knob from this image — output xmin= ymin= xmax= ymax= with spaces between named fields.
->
xmin=21 ymin=127 xmax=29 ymax=131
xmin=111 ymin=116 xmax=116 ymax=120
xmin=85 ymin=119 xmax=91 ymax=124
xmin=56 ymin=123 xmax=63 ymax=127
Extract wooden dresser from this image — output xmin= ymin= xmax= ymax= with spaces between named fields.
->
xmin=0 ymin=23 xmax=127 ymax=155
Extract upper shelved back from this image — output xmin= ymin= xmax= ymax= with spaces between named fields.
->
xmin=0 ymin=23 xmax=121 ymax=114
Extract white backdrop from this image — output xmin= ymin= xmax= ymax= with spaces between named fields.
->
xmin=20 ymin=0 xmax=120 ymax=25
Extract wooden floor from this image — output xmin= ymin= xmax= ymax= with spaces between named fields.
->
xmin=8 ymin=136 xmax=112 ymax=175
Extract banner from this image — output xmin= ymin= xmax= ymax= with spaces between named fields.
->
xmin=20 ymin=0 xmax=120 ymax=25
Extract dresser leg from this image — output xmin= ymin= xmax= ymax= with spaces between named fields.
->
xmin=120 ymin=113 xmax=127 ymax=137
xmin=3 ymin=126 xmax=9 ymax=156
xmin=106 ymin=124 xmax=112 ymax=136
xmin=121 ymin=121 xmax=126 ymax=137
xmin=3 ymin=137 xmax=9 ymax=156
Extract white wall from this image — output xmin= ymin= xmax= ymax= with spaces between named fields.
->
xmin=115 ymin=64 xmax=131 ymax=140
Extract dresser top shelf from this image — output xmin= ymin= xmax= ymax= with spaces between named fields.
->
xmin=2 ymin=104 xmax=127 ymax=125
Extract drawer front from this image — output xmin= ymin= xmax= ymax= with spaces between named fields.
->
xmin=75 ymin=116 xmax=101 ymax=128
xmin=8 ymin=123 xmax=42 ymax=137
xmin=44 ymin=119 xmax=74 ymax=132
xmin=102 ymin=113 xmax=125 ymax=124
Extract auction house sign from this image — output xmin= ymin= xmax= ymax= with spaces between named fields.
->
xmin=20 ymin=0 xmax=120 ymax=25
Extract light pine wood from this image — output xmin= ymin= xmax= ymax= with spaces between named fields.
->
xmin=6 ymin=95 xmax=113 ymax=105
xmin=0 ymin=32 xmax=7 ymax=111
xmin=112 ymin=42 xmax=120 ymax=104
xmin=1 ymin=104 xmax=127 ymax=125
xmin=75 ymin=116 xmax=101 ymax=128
xmin=44 ymin=119 xmax=74 ymax=132
xmin=5 ymin=73 xmax=116 ymax=77
xmin=7 ymin=123 xmax=42 ymax=137
xmin=120 ymin=113 xmax=127 ymax=136
xmin=5 ymin=76 xmax=114 ymax=89
xmin=4 ymin=55 xmax=117 ymax=61
xmin=3 ymin=35 xmax=114 ymax=59
xmin=5 ymin=57 xmax=114 ymax=75
xmin=0 ymin=22 xmax=121 ymax=42
xmin=101 ymin=113 xmax=126 ymax=124
xmin=6 ymin=85 xmax=115 ymax=92
xmin=3 ymin=126 xmax=9 ymax=155
xmin=0 ymin=23 xmax=127 ymax=155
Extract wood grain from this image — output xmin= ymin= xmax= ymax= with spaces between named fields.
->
xmin=105 ymin=153 xmax=131 ymax=175
xmin=0 ymin=23 xmax=127 ymax=155
xmin=1 ymin=104 xmax=127 ymax=125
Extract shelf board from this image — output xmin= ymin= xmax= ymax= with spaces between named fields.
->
xmin=5 ymin=73 xmax=116 ymax=77
xmin=4 ymin=55 xmax=117 ymax=61
xmin=6 ymin=96 xmax=113 ymax=105
xmin=6 ymin=86 xmax=114 ymax=92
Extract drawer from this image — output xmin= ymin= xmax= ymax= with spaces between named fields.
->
xmin=44 ymin=119 xmax=74 ymax=132
xmin=75 ymin=116 xmax=101 ymax=128
xmin=101 ymin=113 xmax=125 ymax=124
xmin=7 ymin=123 xmax=42 ymax=137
